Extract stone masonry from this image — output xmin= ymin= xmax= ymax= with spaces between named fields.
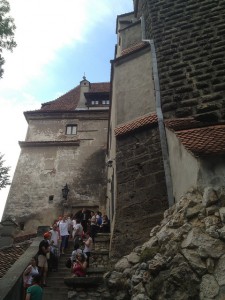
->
xmin=110 ymin=125 xmax=168 ymax=257
xmin=141 ymin=0 xmax=225 ymax=122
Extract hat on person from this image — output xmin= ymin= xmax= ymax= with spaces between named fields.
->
xmin=43 ymin=232 xmax=51 ymax=238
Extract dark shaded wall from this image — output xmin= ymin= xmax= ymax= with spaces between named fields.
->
xmin=110 ymin=126 xmax=168 ymax=257
xmin=141 ymin=0 xmax=225 ymax=122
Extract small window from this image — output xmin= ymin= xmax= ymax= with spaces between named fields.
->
xmin=91 ymin=100 xmax=99 ymax=105
xmin=102 ymin=100 xmax=109 ymax=105
xmin=66 ymin=125 xmax=77 ymax=135
xmin=49 ymin=195 xmax=54 ymax=202
xmin=19 ymin=222 xmax=25 ymax=230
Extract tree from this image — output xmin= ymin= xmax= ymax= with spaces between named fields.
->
xmin=0 ymin=0 xmax=16 ymax=78
xmin=0 ymin=152 xmax=10 ymax=190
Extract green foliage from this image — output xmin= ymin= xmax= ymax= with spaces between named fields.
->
xmin=140 ymin=246 xmax=160 ymax=263
xmin=0 ymin=152 xmax=10 ymax=190
xmin=0 ymin=0 xmax=16 ymax=78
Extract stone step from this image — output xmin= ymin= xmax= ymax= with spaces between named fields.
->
xmin=64 ymin=276 xmax=103 ymax=287
xmin=42 ymin=289 xmax=68 ymax=300
xmin=48 ymin=267 xmax=107 ymax=278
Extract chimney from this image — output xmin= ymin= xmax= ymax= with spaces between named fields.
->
xmin=0 ymin=218 xmax=18 ymax=249
xmin=76 ymin=75 xmax=91 ymax=109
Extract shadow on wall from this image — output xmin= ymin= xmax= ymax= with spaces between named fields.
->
xmin=73 ymin=149 xmax=107 ymax=203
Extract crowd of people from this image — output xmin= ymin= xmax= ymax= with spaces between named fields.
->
xmin=22 ymin=208 xmax=110 ymax=299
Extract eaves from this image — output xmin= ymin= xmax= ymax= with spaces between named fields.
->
xmin=110 ymin=43 xmax=150 ymax=66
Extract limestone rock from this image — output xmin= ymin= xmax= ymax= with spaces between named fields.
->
xmin=206 ymin=225 xmax=219 ymax=239
xmin=107 ymin=271 xmax=123 ymax=288
xmin=206 ymin=205 xmax=219 ymax=216
xmin=148 ymin=253 xmax=167 ymax=274
xmin=200 ymin=274 xmax=219 ymax=299
xmin=214 ymin=254 xmax=225 ymax=286
xmin=127 ymin=252 xmax=140 ymax=264
xmin=185 ymin=204 xmax=204 ymax=219
xmin=181 ymin=248 xmax=207 ymax=276
xmin=218 ymin=225 xmax=225 ymax=240
xmin=181 ymin=227 xmax=225 ymax=258
xmin=206 ymin=257 xmax=214 ymax=273
xmin=106 ymin=188 xmax=225 ymax=300
xmin=115 ymin=257 xmax=131 ymax=272
xmin=202 ymin=187 xmax=218 ymax=207
xmin=204 ymin=215 xmax=220 ymax=228
xmin=219 ymin=207 xmax=225 ymax=223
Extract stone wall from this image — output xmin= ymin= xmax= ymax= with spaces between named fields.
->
xmin=142 ymin=0 xmax=225 ymax=122
xmin=110 ymin=126 xmax=168 ymax=257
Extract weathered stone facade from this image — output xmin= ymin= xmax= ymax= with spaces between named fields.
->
xmin=110 ymin=126 xmax=168 ymax=257
xmin=3 ymin=80 xmax=110 ymax=234
xmin=141 ymin=0 xmax=225 ymax=122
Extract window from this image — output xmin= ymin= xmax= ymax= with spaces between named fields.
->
xmin=49 ymin=195 xmax=54 ymax=202
xmin=91 ymin=100 xmax=99 ymax=105
xmin=66 ymin=125 xmax=77 ymax=135
xmin=102 ymin=100 xmax=110 ymax=105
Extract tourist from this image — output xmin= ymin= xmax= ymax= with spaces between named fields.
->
xmin=89 ymin=211 xmax=97 ymax=243
xmin=49 ymin=224 xmax=60 ymax=271
xmin=100 ymin=215 xmax=110 ymax=233
xmin=25 ymin=274 xmax=43 ymax=300
xmin=81 ymin=208 xmax=88 ymax=233
xmin=59 ymin=215 xmax=69 ymax=254
xmin=67 ymin=215 xmax=73 ymax=238
xmin=23 ymin=257 xmax=39 ymax=298
xmin=83 ymin=232 xmax=93 ymax=267
xmin=37 ymin=232 xmax=51 ymax=287
xmin=71 ymin=243 xmax=87 ymax=263
xmin=72 ymin=253 xmax=87 ymax=277
xmin=96 ymin=211 xmax=102 ymax=227
xmin=73 ymin=219 xmax=83 ymax=248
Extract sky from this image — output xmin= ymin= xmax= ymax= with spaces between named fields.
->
xmin=0 ymin=0 xmax=133 ymax=220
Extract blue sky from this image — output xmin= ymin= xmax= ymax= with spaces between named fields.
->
xmin=0 ymin=0 xmax=133 ymax=219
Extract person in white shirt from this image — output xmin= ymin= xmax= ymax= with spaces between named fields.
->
xmin=72 ymin=217 xmax=77 ymax=238
xmin=59 ymin=215 xmax=69 ymax=254
xmin=73 ymin=219 xmax=83 ymax=247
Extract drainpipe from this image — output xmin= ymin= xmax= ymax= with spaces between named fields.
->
xmin=141 ymin=17 xmax=174 ymax=207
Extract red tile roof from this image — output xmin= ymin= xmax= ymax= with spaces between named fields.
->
xmin=0 ymin=243 xmax=31 ymax=278
xmin=164 ymin=118 xmax=203 ymax=131
xmin=115 ymin=113 xmax=158 ymax=136
xmin=175 ymin=125 xmax=225 ymax=157
xmin=121 ymin=42 xmax=149 ymax=56
xmin=27 ymin=82 xmax=110 ymax=112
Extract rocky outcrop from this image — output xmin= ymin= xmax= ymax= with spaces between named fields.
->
xmin=105 ymin=187 xmax=225 ymax=300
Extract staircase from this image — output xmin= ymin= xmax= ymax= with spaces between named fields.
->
xmin=42 ymin=233 xmax=111 ymax=300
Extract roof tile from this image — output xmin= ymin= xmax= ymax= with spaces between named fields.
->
xmin=115 ymin=113 xmax=158 ymax=136
xmin=175 ymin=125 xmax=225 ymax=157
xmin=26 ymin=82 xmax=110 ymax=113
xmin=121 ymin=42 xmax=149 ymax=56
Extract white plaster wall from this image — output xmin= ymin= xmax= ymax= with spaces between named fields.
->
xmin=166 ymin=128 xmax=199 ymax=202
xmin=114 ymin=50 xmax=154 ymax=125
xmin=121 ymin=23 xmax=142 ymax=51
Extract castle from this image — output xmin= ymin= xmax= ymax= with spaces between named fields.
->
xmin=3 ymin=0 xmax=225 ymax=258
